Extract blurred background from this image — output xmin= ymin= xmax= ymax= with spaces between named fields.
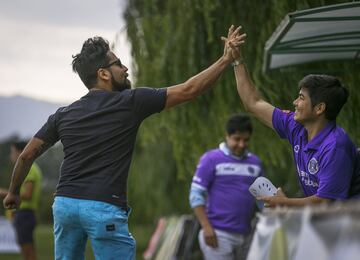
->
xmin=0 ymin=0 xmax=359 ymax=259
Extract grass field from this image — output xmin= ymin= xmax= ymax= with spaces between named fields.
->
xmin=1 ymin=224 xmax=154 ymax=260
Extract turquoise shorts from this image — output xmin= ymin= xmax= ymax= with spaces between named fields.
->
xmin=52 ymin=196 xmax=136 ymax=260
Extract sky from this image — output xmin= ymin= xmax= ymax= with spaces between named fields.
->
xmin=0 ymin=0 xmax=132 ymax=104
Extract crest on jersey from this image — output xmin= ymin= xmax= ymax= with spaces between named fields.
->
xmin=294 ymin=145 xmax=300 ymax=153
xmin=248 ymin=166 xmax=255 ymax=175
xmin=308 ymin=157 xmax=319 ymax=175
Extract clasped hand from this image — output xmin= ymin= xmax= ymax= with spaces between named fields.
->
xmin=259 ymin=187 xmax=288 ymax=208
xmin=221 ymin=25 xmax=246 ymax=62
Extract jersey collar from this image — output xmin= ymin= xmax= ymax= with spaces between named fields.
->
xmin=219 ymin=142 xmax=249 ymax=160
xmin=303 ymin=121 xmax=336 ymax=152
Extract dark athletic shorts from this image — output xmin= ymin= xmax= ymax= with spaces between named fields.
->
xmin=13 ymin=209 xmax=36 ymax=245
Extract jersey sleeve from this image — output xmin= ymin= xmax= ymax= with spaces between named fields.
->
xmin=189 ymin=152 xmax=215 ymax=208
xmin=34 ymin=111 xmax=60 ymax=145
xmin=272 ymin=108 xmax=301 ymax=145
xmin=191 ymin=152 xmax=216 ymax=190
xmin=133 ymin=87 xmax=167 ymax=120
xmin=35 ymin=113 xmax=59 ymax=145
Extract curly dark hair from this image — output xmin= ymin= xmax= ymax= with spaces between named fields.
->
xmin=72 ymin=37 xmax=110 ymax=89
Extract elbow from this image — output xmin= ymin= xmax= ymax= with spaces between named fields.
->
xmin=243 ymin=103 xmax=257 ymax=115
xmin=243 ymin=97 xmax=262 ymax=115
xmin=243 ymin=103 xmax=253 ymax=113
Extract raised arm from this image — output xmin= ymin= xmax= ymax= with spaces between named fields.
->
xmin=164 ymin=25 xmax=246 ymax=109
xmin=3 ymin=137 xmax=51 ymax=209
xmin=228 ymin=36 xmax=275 ymax=129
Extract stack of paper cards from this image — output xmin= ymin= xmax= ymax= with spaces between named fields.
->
xmin=249 ymin=176 xmax=277 ymax=198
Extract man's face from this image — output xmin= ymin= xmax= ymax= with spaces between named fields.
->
xmin=293 ymin=88 xmax=316 ymax=124
xmin=106 ymin=52 xmax=131 ymax=91
xmin=226 ymin=131 xmax=251 ymax=156
xmin=10 ymin=146 xmax=21 ymax=164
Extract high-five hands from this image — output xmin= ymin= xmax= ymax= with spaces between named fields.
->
xmin=221 ymin=25 xmax=246 ymax=62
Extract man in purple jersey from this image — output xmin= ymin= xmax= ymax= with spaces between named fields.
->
xmin=226 ymin=28 xmax=357 ymax=207
xmin=189 ymin=114 xmax=264 ymax=260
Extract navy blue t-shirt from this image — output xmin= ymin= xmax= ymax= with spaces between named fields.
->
xmin=35 ymin=87 xmax=167 ymax=207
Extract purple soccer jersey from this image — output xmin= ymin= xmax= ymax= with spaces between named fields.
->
xmin=191 ymin=143 xmax=263 ymax=234
xmin=272 ymin=108 xmax=357 ymax=199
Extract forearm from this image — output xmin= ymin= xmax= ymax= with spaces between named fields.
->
xmin=279 ymin=195 xmax=330 ymax=207
xmin=185 ymin=56 xmax=230 ymax=98
xmin=234 ymin=63 xmax=261 ymax=111
xmin=8 ymin=137 xmax=49 ymax=195
xmin=8 ymin=155 xmax=34 ymax=194
xmin=165 ymin=57 xmax=231 ymax=108
xmin=20 ymin=192 xmax=32 ymax=201
xmin=233 ymin=62 xmax=275 ymax=128
xmin=193 ymin=205 xmax=213 ymax=230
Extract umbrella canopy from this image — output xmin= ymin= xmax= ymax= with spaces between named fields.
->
xmin=263 ymin=2 xmax=360 ymax=73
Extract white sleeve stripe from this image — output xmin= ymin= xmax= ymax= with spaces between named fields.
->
xmin=191 ymin=182 xmax=207 ymax=191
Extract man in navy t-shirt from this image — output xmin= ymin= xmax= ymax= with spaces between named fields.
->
xmin=190 ymin=114 xmax=263 ymax=259
xmin=3 ymin=26 xmax=246 ymax=259
xmin=226 ymin=29 xmax=357 ymax=207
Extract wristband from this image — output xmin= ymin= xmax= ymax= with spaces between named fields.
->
xmin=231 ymin=58 xmax=245 ymax=66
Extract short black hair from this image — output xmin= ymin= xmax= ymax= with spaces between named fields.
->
xmin=298 ymin=74 xmax=349 ymax=121
xmin=72 ymin=37 xmax=111 ymax=89
xmin=226 ymin=114 xmax=253 ymax=135
xmin=11 ymin=140 xmax=28 ymax=151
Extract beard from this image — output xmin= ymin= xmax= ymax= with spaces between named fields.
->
xmin=110 ymin=71 xmax=131 ymax=92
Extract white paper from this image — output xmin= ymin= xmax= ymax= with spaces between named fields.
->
xmin=249 ymin=176 xmax=277 ymax=198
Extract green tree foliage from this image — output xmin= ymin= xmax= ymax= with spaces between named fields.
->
xmin=123 ymin=0 xmax=360 ymax=222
